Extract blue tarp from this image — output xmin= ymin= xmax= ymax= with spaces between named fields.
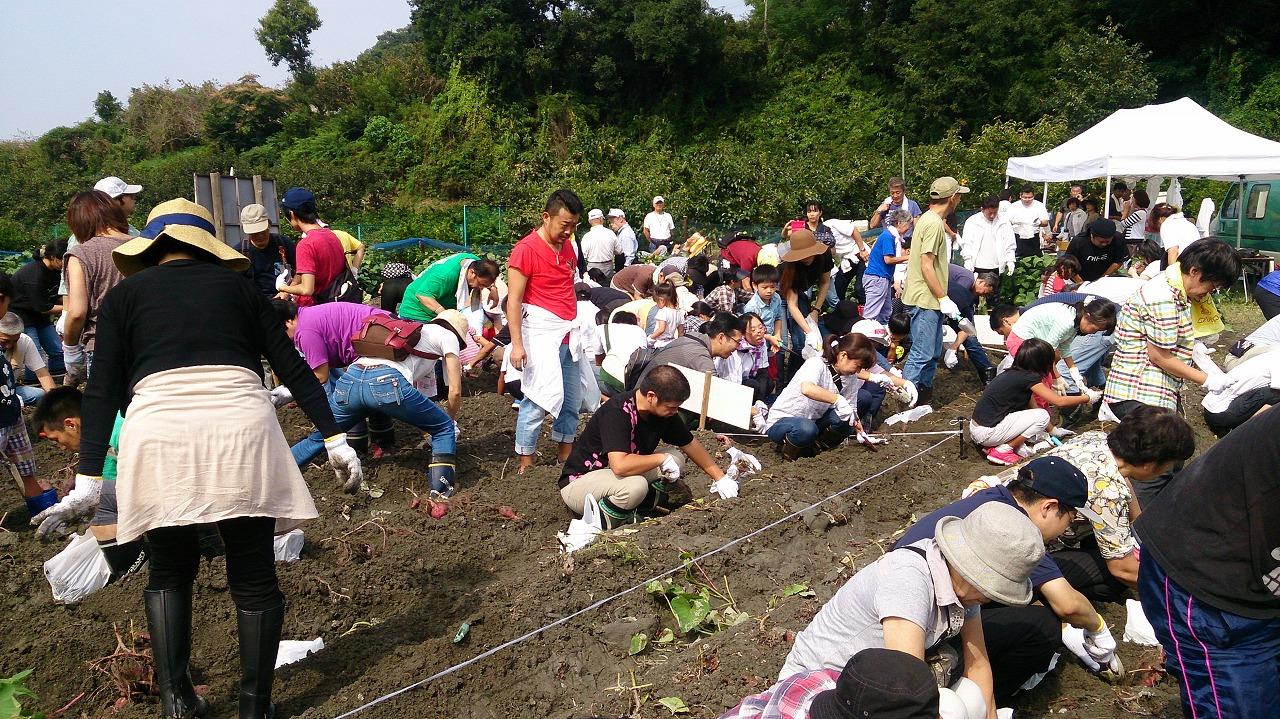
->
xmin=367 ymin=237 xmax=511 ymax=255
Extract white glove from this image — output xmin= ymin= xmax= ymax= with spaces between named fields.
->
xmin=956 ymin=317 xmax=977 ymax=338
xmin=938 ymin=297 xmax=961 ymax=318
xmin=1083 ymin=387 xmax=1103 ymax=405
xmin=833 ymin=396 xmax=856 ymax=422
xmin=1002 ymin=260 xmax=1016 ymax=275
xmin=31 ymin=475 xmax=102 ymax=539
xmin=454 ymin=422 xmax=462 ymax=441
xmin=659 ymin=453 xmax=682 ymax=480
xmin=1202 ymin=373 xmax=1237 ymax=393
xmin=324 ymin=434 xmax=364 ymax=493
xmin=275 ymin=269 xmax=293 ymax=291
xmin=801 ymin=324 xmax=822 ymax=359
xmin=1084 ymin=620 xmax=1118 ymax=664
xmin=709 ymin=476 xmax=739 ymax=499
xmin=726 ymin=447 xmax=761 ymax=476
xmin=1052 ymin=376 xmax=1069 ymax=395
xmin=856 ymin=430 xmax=888 ymax=446
xmin=62 ymin=343 xmax=87 ymax=385
xmin=866 ymin=372 xmax=895 ymax=387
xmin=1061 ymin=625 xmax=1101 ymax=671
xmin=1068 ymin=366 xmax=1088 ymax=391
xmin=893 ymin=380 xmax=919 ymax=408
xmin=944 ymin=348 xmax=959 ymax=369
xmin=269 ymin=385 xmax=294 ymax=408
xmin=1050 ymin=426 xmax=1076 ymax=439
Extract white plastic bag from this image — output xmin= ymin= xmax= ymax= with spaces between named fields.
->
xmin=273 ymin=529 xmax=305 ymax=563
xmin=1124 ymin=598 xmax=1159 ymax=646
xmin=43 ymin=529 xmax=112 ymax=604
xmin=557 ymin=493 xmax=603 ymax=553
xmin=883 ymin=405 xmax=933 ymax=426
xmin=275 ymin=637 xmax=325 ymax=669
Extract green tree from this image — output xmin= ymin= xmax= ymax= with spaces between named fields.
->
xmin=94 ymin=90 xmax=123 ymax=123
xmin=1044 ymin=22 xmax=1157 ymax=130
xmin=256 ymin=0 xmax=323 ymax=83
xmin=203 ymin=76 xmax=288 ymax=151
xmin=1229 ymin=69 xmax=1280 ymax=141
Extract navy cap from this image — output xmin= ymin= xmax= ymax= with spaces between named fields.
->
xmin=1018 ymin=456 xmax=1103 ymax=524
xmin=280 ymin=187 xmax=316 ymax=211
xmin=1088 ymin=218 xmax=1117 ymax=238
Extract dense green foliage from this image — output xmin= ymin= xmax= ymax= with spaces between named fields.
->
xmin=2 ymin=0 xmax=1277 ymax=252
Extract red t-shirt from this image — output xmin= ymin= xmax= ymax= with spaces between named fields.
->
xmin=720 ymin=239 xmax=761 ymax=273
xmin=509 ymin=230 xmax=577 ymax=320
xmin=294 ymin=227 xmax=347 ymax=307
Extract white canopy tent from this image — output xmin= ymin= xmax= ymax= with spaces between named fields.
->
xmin=1006 ymin=97 xmax=1280 ymax=247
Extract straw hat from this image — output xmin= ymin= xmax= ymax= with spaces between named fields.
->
xmin=114 ymin=198 xmax=249 ymax=276
xmin=934 ymin=502 xmax=1044 ymax=606
xmin=781 ymin=228 xmax=829 ymax=262
xmin=431 ymin=309 xmax=470 ymax=346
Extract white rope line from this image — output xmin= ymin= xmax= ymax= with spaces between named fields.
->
xmin=331 ymin=434 xmax=956 ymax=719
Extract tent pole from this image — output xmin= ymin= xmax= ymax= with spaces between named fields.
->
xmin=1104 ymin=173 xmax=1113 ymax=220
xmin=901 ymin=136 xmax=906 ymax=180
xmin=1237 ymin=175 xmax=1245 ymax=249
xmin=1042 ymin=182 xmax=1049 ymax=205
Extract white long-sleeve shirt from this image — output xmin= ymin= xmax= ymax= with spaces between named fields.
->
xmin=959 ymin=213 xmax=1016 ymax=272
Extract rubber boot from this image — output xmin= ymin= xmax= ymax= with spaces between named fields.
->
xmin=815 ymin=426 xmax=848 ymax=452
xmin=144 ymin=587 xmax=208 ymax=719
xmin=237 ymin=603 xmax=284 ymax=719
xmin=428 ymin=453 xmax=457 ymax=498
xmin=598 ymin=497 xmax=637 ymax=530
xmin=368 ymin=412 xmax=396 ymax=458
xmin=23 ymin=488 xmax=58 ymax=518
xmin=978 ymin=366 xmax=996 ymax=387
xmin=636 ymin=480 xmax=669 ymax=514
xmin=781 ymin=438 xmax=807 ymax=461
xmin=346 ymin=421 xmax=370 ymax=454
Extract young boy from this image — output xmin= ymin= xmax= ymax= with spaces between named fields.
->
xmin=988 ymin=305 xmax=1021 ymax=374
xmin=32 ymin=387 xmax=147 ymax=583
xmin=743 ymin=264 xmax=784 ymax=383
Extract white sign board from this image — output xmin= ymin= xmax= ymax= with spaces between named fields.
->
xmin=670 ymin=365 xmax=754 ymax=430
xmin=972 ymin=315 xmax=1007 ymax=348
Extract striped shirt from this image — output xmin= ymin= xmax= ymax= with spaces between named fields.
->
xmin=1103 ymin=272 xmax=1192 ymax=409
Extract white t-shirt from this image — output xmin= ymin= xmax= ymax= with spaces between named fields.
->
xmin=1246 ymin=315 xmax=1280 ymax=347
xmin=1006 ymin=200 xmax=1050 ymax=239
xmin=1202 ymin=352 xmax=1280 ymax=414
xmin=652 ymin=306 xmax=683 ymax=346
xmin=580 ymin=225 xmax=619 ymax=263
xmin=7 ymin=333 xmax=46 ymax=374
xmin=642 ymin=211 xmax=675 ymax=241
xmin=1076 ymin=277 xmax=1144 ymax=305
xmin=355 ymin=323 xmax=461 ymax=384
xmin=766 ymin=357 xmax=838 ymax=428
xmin=1161 ymin=214 xmax=1200 ymax=256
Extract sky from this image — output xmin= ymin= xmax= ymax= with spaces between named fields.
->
xmin=0 ymin=0 xmax=750 ymax=140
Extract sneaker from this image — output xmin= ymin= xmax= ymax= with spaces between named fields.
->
xmin=986 ymin=445 xmax=1019 ymax=466
xmin=1025 ymin=442 xmax=1049 ymax=456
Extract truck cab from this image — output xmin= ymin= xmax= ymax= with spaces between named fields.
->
xmin=1213 ymin=181 xmax=1280 ymax=257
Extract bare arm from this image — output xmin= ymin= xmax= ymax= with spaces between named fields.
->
xmin=62 ymin=256 xmax=88 ymax=346
xmin=1041 ymin=577 xmax=1105 ymax=630
xmin=311 ymin=362 xmax=330 ymax=386
xmin=1106 ymin=553 xmax=1140 ymax=587
xmin=1030 ymin=382 xmax=1091 ymax=408
xmin=277 ymin=273 xmax=316 ymax=298
xmin=444 ymin=354 xmax=463 ymax=418
xmin=606 ymin=449 xmax=666 ymax=478
xmin=920 ymin=252 xmax=945 ymax=299
xmin=881 ymin=617 xmax=926 ymax=659
xmin=814 ymin=271 xmax=831 ymax=308
xmin=680 ymin=438 xmax=725 ymax=481
xmin=785 ymin=289 xmax=811 ymax=332
xmin=505 ymin=267 xmax=529 ymax=370
xmin=35 ymin=367 xmax=56 ymax=392
xmin=649 ymin=319 xmax=668 ymax=341
xmin=958 ymin=615 xmax=997 ymax=719
xmin=415 ymin=294 xmax=447 ymax=316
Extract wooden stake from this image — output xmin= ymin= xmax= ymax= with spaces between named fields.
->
xmin=209 ymin=171 xmax=224 ymax=244
xmin=699 ymin=370 xmax=712 ymax=431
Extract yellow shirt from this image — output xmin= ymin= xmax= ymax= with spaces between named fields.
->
xmin=332 ymin=229 xmax=364 ymax=269
xmin=902 ymin=211 xmax=947 ymax=310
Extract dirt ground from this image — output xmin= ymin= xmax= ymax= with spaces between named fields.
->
xmin=0 ymin=301 xmax=1261 ymax=719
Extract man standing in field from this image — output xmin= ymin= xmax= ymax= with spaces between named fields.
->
xmin=642 ymin=196 xmax=675 ymax=251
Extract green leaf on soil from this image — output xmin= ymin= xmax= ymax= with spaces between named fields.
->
xmin=721 ymin=606 xmax=751 ymax=627
xmin=645 ymin=579 xmax=671 ymax=595
xmin=669 ymin=591 xmax=712 ymax=634
xmin=0 ymin=669 xmax=39 ymax=719
xmin=657 ymin=696 xmax=690 ymax=714
xmin=781 ymin=582 xmax=813 ymax=597
xmin=628 ymin=632 xmax=649 ymax=655
xmin=655 ymin=628 xmax=675 ymax=644
xmin=452 ymin=621 xmax=471 ymax=644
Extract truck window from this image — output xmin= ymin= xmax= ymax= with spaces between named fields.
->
xmin=1223 ymin=184 xmax=1240 ymax=219
xmin=1248 ymin=184 xmax=1270 ymax=220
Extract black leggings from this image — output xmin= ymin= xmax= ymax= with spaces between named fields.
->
xmin=147 ymin=516 xmax=281 ymax=611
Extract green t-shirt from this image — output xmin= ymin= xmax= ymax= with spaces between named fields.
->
xmin=397 ymin=253 xmax=479 ymax=321
xmin=902 ymin=211 xmax=948 ymax=311
xmin=104 ymin=413 xmax=124 ymax=481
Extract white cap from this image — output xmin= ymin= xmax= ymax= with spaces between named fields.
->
xmin=587 ymin=208 xmax=604 ymax=221
xmin=850 ymin=319 xmax=891 ymax=345
xmin=607 ymin=208 xmax=625 ymax=218
xmin=652 ymin=195 xmax=665 ymax=205
xmin=93 ymin=176 xmax=143 ymax=198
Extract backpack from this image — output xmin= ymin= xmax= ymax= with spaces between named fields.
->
xmin=351 ymin=314 xmax=441 ymax=362
xmin=316 ymin=263 xmax=364 ymax=304
xmin=622 ymin=344 xmax=661 ymax=393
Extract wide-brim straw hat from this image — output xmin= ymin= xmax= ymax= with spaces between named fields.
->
xmin=934 ymin=502 xmax=1044 ymax=606
xmin=431 ymin=309 xmax=470 ymax=346
xmin=781 ymin=228 xmax=829 ymax=262
xmin=114 ymin=198 xmax=249 ymax=276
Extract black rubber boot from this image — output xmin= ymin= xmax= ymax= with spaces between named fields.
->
xmin=144 ymin=588 xmax=208 ymax=719
xmin=598 ymin=497 xmax=637 ymax=530
xmin=815 ymin=426 xmax=848 ymax=451
xmin=237 ymin=603 xmax=285 ymax=719
xmin=636 ymin=480 xmax=669 ymax=513
xmin=346 ymin=421 xmax=370 ymax=454
xmin=781 ymin=438 xmax=807 ymax=461
xmin=428 ymin=453 xmax=457 ymax=498
xmin=979 ymin=366 xmax=997 ymax=387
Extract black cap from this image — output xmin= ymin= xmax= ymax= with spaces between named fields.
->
xmin=1088 ymin=218 xmax=1117 ymax=238
xmin=1017 ymin=456 xmax=1102 ymax=524
xmin=822 ymin=299 xmax=861 ymax=337
xmin=717 ymin=228 xmax=755 ymax=248
xmin=809 ymin=648 xmax=940 ymax=719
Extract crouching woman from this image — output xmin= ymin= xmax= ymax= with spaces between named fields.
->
xmin=558 ymin=365 xmax=738 ymax=528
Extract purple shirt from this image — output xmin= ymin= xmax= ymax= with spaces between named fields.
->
xmin=294 ymin=302 xmax=387 ymax=369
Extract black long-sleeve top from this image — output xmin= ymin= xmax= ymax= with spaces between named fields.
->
xmin=79 ymin=259 xmax=339 ymax=476
xmin=11 ymin=258 xmax=60 ymax=327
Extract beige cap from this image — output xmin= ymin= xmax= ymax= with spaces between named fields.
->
xmin=928 ymin=177 xmax=971 ymax=200
xmin=240 ymin=204 xmax=269 ymax=234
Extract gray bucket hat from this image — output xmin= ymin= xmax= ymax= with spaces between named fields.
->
xmin=935 ymin=502 xmax=1045 ymax=606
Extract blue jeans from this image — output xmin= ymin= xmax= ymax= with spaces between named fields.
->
xmin=765 ymin=408 xmax=850 ymax=449
xmin=290 ymin=364 xmax=455 ymax=466
xmin=962 ymin=334 xmax=993 ymax=372
xmin=15 ymin=384 xmax=44 ymax=408
xmin=514 ymin=343 xmax=582 ymax=456
xmin=857 ymin=382 xmax=886 ymax=424
xmin=904 ymin=306 xmax=942 ymax=389
xmin=1139 ymin=551 xmax=1280 ymax=719
xmin=25 ymin=324 xmax=63 ymax=376
xmin=1059 ymin=332 xmax=1114 ymax=392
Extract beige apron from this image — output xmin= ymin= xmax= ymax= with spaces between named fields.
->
xmin=114 ymin=365 xmax=318 ymax=544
